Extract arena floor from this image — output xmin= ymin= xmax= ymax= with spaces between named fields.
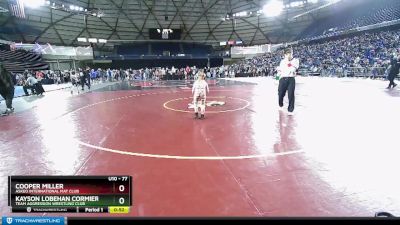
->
xmin=1 ymin=77 xmax=400 ymax=217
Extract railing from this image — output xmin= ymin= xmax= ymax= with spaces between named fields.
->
xmin=225 ymin=66 xmax=398 ymax=79
xmin=320 ymin=67 xmax=388 ymax=78
xmin=298 ymin=66 xmax=390 ymax=78
xmin=95 ymin=54 xmax=214 ymax=60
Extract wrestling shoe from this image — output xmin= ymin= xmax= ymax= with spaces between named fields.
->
xmin=1 ymin=108 xmax=13 ymax=116
xmin=394 ymin=84 xmax=398 ymax=88
xmin=375 ymin=212 xmax=395 ymax=217
xmin=200 ymin=114 xmax=205 ymax=120
xmin=194 ymin=112 xmax=199 ymax=119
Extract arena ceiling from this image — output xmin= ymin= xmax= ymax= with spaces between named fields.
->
xmin=0 ymin=0 xmax=351 ymax=48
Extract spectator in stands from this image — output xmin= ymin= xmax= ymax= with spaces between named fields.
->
xmin=230 ymin=29 xmax=400 ymax=78
xmin=0 ymin=63 xmax=15 ymax=116
xmin=107 ymin=68 xmax=112 ymax=82
xmin=78 ymin=68 xmax=88 ymax=91
xmin=90 ymin=69 xmax=97 ymax=83
xmin=185 ymin=66 xmax=191 ymax=79
xmin=145 ymin=68 xmax=150 ymax=80
xmin=56 ymin=71 xmax=62 ymax=84
xmin=70 ymin=71 xmax=79 ymax=88
xmin=171 ymin=66 xmax=176 ymax=78
xmin=36 ymin=71 xmax=44 ymax=82
xmin=114 ymin=69 xmax=120 ymax=81
xmin=16 ymin=73 xmax=25 ymax=86
xmin=206 ymin=69 xmax=211 ymax=78
xmin=84 ymin=67 xmax=91 ymax=90
xmin=10 ymin=72 xmax=17 ymax=85
xmin=119 ymin=68 xmax=125 ymax=81
xmin=23 ymin=74 xmax=38 ymax=96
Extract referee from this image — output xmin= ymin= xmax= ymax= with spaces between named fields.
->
xmin=277 ymin=48 xmax=300 ymax=116
xmin=0 ymin=63 xmax=15 ymax=116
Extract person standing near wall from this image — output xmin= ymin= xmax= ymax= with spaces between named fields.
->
xmin=387 ymin=53 xmax=400 ymax=89
xmin=0 ymin=63 xmax=15 ymax=116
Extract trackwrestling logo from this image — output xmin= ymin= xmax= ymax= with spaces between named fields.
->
xmin=2 ymin=217 xmax=64 ymax=225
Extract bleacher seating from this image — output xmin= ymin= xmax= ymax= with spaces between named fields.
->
xmin=2 ymin=61 xmax=49 ymax=73
xmin=0 ymin=49 xmax=48 ymax=73
xmin=230 ymin=27 xmax=400 ymax=78
xmin=151 ymin=43 xmax=181 ymax=56
xmin=297 ymin=0 xmax=400 ymax=40
xmin=182 ymin=43 xmax=212 ymax=57
xmin=0 ymin=50 xmax=43 ymax=62
xmin=117 ymin=44 xmax=148 ymax=56
xmin=113 ymin=42 xmax=214 ymax=59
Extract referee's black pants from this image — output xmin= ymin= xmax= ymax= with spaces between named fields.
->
xmin=388 ymin=73 xmax=397 ymax=88
xmin=0 ymin=86 xmax=14 ymax=109
xmin=80 ymin=76 xmax=91 ymax=90
xmin=278 ymin=77 xmax=296 ymax=112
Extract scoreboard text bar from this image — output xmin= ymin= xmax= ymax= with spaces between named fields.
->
xmin=8 ymin=176 xmax=132 ymax=214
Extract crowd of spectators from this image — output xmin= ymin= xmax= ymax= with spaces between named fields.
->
xmin=11 ymin=28 xmax=400 ymax=88
xmin=75 ymin=66 xmax=224 ymax=82
xmin=12 ymin=70 xmax=69 ymax=87
xmin=228 ymin=29 xmax=400 ymax=78
xmin=12 ymin=65 xmax=228 ymax=90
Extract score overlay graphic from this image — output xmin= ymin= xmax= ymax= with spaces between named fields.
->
xmin=8 ymin=176 xmax=132 ymax=213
